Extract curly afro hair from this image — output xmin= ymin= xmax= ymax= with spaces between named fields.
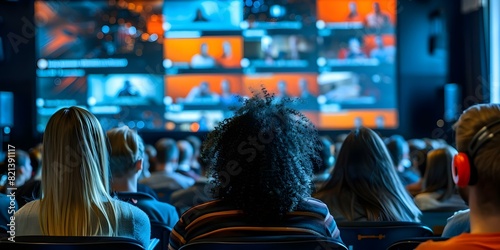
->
xmin=201 ymin=89 xmax=322 ymax=223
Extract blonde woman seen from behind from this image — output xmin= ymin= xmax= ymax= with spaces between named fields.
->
xmin=15 ymin=107 xmax=151 ymax=247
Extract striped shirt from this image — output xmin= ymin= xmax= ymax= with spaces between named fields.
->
xmin=168 ymin=197 xmax=341 ymax=250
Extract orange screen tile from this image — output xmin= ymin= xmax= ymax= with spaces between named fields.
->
xmin=165 ymin=75 xmax=243 ymax=100
xmin=242 ymin=74 xmax=319 ymax=97
xmin=164 ymin=37 xmax=243 ymax=68
xmin=317 ymin=0 xmax=396 ymax=24
xmin=320 ymin=109 xmax=398 ymax=129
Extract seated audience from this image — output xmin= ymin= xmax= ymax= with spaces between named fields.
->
xmin=170 ymin=158 xmax=213 ymax=215
xmin=1 ymin=150 xmax=32 ymax=194
xmin=441 ymin=186 xmax=470 ymax=238
xmin=406 ymin=145 xmax=433 ymax=196
xmin=414 ymin=146 xmax=468 ymax=211
xmin=138 ymin=146 xmax=151 ymax=181
xmin=185 ymin=135 xmax=202 ymax=174
xmin=385 ymin=135 xmax=420 ymax=186
xmin=144 ymin=144 xmax=157 ymax=173
xmin=14 ymin=107 xmax=150 ymax=248
xmin=314 ymin=127 xmax=421 ymax=222
xmin=15 ymin=145 xmax=43 ymax=207
xmin=169 ymin=92 xmax=342 ymax=250
xmin=417 ymin=103 xmax=500 ymax=249
xmin=140 ymin=138 xmax=195 ymax=190
xmin=313 ymin=136 xmax=335 ymax=191
xmin=442 ymin=209 xmax=470 ymax=237
xmin=107 ymin=126 xmax=179 ymax=228
xmin=176 ymin=140 xmax=200 ymax=180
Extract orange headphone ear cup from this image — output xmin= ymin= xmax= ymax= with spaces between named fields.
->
xmin=452 ymin=152 xmax=471 ymax=188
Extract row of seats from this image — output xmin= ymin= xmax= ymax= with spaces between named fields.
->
xmin=2 ymin=221 xmax=445 ymax=250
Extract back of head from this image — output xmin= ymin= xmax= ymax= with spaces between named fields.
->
xmin=107 ymin=126 xmax=144 ymax=178
xmin=321 ymin=127 xmax=420 ymax=221
xmin=41 ymin=106 xmax=117 ymax=236
xmin=15 ymin=149 xmax=32 ymax=186
xmin=186 ymin=135 xmax=202 ymax=157
xmin=15 ymin=150 xmax=30 ymax=169
xmin=316 ymin=136 xmax=334 ymax=174
xmin=177 ymin=140 xmax=194 ymax=166
xmin=454 ymin=103 xmax=500 ymax=206
xmin=385 ymin=134 xmax=408 ymax=169
xmin=155 ymin=138 xmax=179 ymax=165
xmin=422 ymin=146 xmax=458 ymax=201
xmin=202 ymin=91 xmax=321 ymax=222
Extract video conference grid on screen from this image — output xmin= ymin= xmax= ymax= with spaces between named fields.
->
xmin=35 ymin=0 xmax=398 ymax=132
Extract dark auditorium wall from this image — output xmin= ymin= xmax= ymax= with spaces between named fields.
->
xmin=0 ymin=0 xmax=37 ymax=151
xmin=0 ymin=0 xmax=480 ymax=150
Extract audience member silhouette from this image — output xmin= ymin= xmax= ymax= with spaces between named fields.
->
xmin=14 ymin=107 xmax=150 ymax=248
xmin=169 ymin=91 xmax=342 ymax=250
xmin=314 ymin=127 xmax=421 ymax=222
xmin=417 ymin=103 xmax=500 ymax=249
xmin=107 ymin=126 xmax=179 ymax=228
xmin=414 ymin=146 xmax=468 ymax=211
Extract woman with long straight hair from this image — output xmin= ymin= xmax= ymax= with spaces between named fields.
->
xmin=314 ymin=127 xmax=421 ymax=222
xmin=15 ymin=107 xmax=150 ymax=247
xmin=414 ymin=146 xmax=468 ymax=211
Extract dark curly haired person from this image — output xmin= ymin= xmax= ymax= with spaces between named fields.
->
xmin=168 ymin=92 xmax=342 ymax=250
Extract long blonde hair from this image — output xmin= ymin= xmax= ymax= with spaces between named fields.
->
xmin=40 ymin=106 xmax=120 ymax=236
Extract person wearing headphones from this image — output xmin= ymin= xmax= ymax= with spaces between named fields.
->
xmin=417 ymin=103 xmax=500 ymax=249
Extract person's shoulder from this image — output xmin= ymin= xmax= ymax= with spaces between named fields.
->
xmin=113 ymin=199 xmax=149 ymax=221
xmin=450 ymin=209 xmax=470 ymax=217
xmin=16 ymin=199 xmax=40 ymax=213
xmin=149 ymin=198 xmax=177 ymax=212
xmin=180 ymin=200 xmax=225 ymax=221
xmin=414 ymin=192 xmax=439 ymax=202
xmin=297 ymin=197 xmax=331 ymax=215
xmin=416 ymin=233 xmax=500 ymax=249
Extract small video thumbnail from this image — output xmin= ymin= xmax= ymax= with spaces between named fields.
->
xmin=319 ymin=109 xmax=398 ymax=129
xmin=164 ymin=110 xmax=225 ymax=132
xmin=164 ymin=36 xmax=242 ymax=71
xmin=165 ymin=74 xmax=243 ymax=108
xmin=244 ymin=34 xmax=315 ymax=69
xmin=242 ymin=73 xmax=319 ymax=110
xmin=87 ymin=74 xmax=164 ymax=106
xmin=36 ymin=76 xmax=90 ymax=132
xmin=163 ymin=0 xmax=243 ymax=31
xmin=37 ymin=77 xmax=88 ymax=107
xmin=317 ymin=71 xmax=395 ymax=108
xmin=318 ymin=33 xmax=395 ymax=66
xmin=93 ymin=106 xmax=166 ymax=131
xmin=243 ymin=0 xmax=316 ymax=29
xmin=35 ymin=0 xmax=163 ymax=61
xmin=317 ymin=0 xmax=395 ymax=32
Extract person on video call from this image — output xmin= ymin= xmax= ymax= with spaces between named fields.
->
xmin=117 ymin=80 xmax=140 ymax=97
xmin=219 ymin=79 xmax=239 ymax=107
xmin=275 ymin=80 xmax=291 ymax=102
xmin=299 ymin=78 xmax=316 ymax=100
xmin=191 ymin=43 xmax=216 ymax=68
xmin=370 ymin=35 xmax=395 ymax=64
xmin=346 ymin=37 xmax=367 ymax=59
xmin=193 ymin=8 xmax=208 ymax=22
xmin=365 ymin=2 xmax=391 ymax=29
xmin=185 ymin=81 xmax=218 ymax=103
xmin=217 ymin=41 xmax=235 ymax=68
xmin=346 ymin=1 xmax=362 ymax=22
xmin=298 ymin=78 xmax=318 ymax=110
